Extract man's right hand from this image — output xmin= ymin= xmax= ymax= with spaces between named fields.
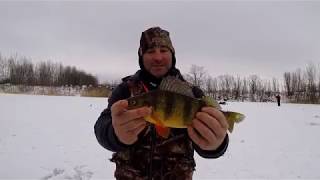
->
xmin=111 ymin=100 xmax=151 ymax=145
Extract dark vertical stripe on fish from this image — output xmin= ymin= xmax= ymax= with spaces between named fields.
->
xmin=151 ymin=91 xmax=159 ymax=111
xmin=164 ymin=91 xmax=174 ymax=121
xmin=183 ymin=95 xmax=193 ymax=123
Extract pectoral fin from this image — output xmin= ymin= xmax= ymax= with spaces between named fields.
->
xmin=149 ymin=113 xmax=171 ymax=138
xmin=155 ymin=125 xmax=171 ymax=139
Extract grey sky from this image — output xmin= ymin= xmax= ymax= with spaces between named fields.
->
xmin=0 ymin=1 xmax=319 ymax=82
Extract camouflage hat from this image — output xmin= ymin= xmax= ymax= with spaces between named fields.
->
xmin=138 ymin=27 xmax=175 ymax=56
xmin=138 ymin=27 xmax=176 ymax=71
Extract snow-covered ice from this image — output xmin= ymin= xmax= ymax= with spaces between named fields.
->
xmin=1 ymin=94 xmax=320 ymax=179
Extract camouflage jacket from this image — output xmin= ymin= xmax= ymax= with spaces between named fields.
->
xmin=94 ymin=69 xmax=229 ymax=180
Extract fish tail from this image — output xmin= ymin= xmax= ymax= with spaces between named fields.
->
xmin=226 ymin=118 xmax=235 ymax=133
xmin=222 ymin=111 xmax=245 ymax=133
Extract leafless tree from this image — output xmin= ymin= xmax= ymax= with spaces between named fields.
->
xmin=217 ymin=75 xmax=234 ymax=100
xmin=241 ymin=78 xmax=248 ymax=101
xmin=205 ymin=76 xmax=218 ymax=98
xmin=283 ymin=72 xmax=293 ymax=97
xmin=305 ymin=62 xmax=317 ymax=103
xmin=272 ymin=78 xmax=279 ymax=94
xmin=185 ymin=64 xmax=207 ymax=88
xmin=0 ymin=54 xmax=9 ymax=83
xmin=248 ymin=75 xmax=260 ymax=102
xmin=232 ymin=76 xmax=242 ymax=100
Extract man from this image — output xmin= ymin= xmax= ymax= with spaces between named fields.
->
xmin=94 ymin=27 xmax=229 ymax=180
xmin=276 ymin=94 xmax=281 ymax=106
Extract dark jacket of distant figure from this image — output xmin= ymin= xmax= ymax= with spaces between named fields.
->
xmin=94 ymin=68 xmax=229 ymax=180
xmin=276 ymin=95 xmax=281 ymax=106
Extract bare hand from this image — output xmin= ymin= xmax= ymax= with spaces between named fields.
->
xmin=111 ymin=100 xmax=151 ymax=145
xmin=187 ymin=107 xmax=228 ymax=151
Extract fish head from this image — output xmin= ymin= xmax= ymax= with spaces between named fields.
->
xmin=127 ymin=93 xmax=153 ymax=110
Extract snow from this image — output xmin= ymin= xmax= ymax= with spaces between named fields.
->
xmin=1 ymin=94 xmax=320 ymax=179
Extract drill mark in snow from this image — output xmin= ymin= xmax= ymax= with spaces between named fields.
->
xmin=41 ymin=168 xmax=65 ymax=180
xmin=309 ymin=122 xmax=320 ymax=126
xmin=41 ymin=166 xmax=93 ymax=180
xmin=64 ymin=166 xmax=93 ymax=180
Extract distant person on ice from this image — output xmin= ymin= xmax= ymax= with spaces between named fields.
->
xmin=276 ymin=94 xmax=281 ymax=106
xmin=94 ymin=27 xmax=229 ymax=179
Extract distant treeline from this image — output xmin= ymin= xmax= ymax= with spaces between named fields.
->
xmin=184 ymin=65 xmax=281 ymax=102
xmin=1 ymin=53 xmax=319 ymax=103
xmin=185 ymin=64 xmax=320 ymax=104
xmin=0 ymin=54 xmax=98 ymax=86
xmin=283 ymin=63 xmax=320 ymax=104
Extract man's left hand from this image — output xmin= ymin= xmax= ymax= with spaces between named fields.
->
xmin=187 ymin=107 xmax=229 ymax=151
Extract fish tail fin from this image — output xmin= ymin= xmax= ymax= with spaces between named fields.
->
xmin=155 ymin=125 xmax=170 ymax=138
xmin=222 ymin=111 xmax=245 ymax=133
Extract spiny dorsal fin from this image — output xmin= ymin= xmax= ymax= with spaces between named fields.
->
xmin=159 ymin=76 xmax=194 ymax=97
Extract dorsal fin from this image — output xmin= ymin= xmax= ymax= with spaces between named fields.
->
xmin=201 ymin=96 xmax=221 ymax=109
xmin=159 ymin=76 xmax=194 ymax=97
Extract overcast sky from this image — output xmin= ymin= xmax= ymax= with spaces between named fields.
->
xmin=0 ymin=1 xmax=319 ymax=83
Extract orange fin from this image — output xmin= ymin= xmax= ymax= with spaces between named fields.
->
xmin=150 ymin=112 xmax=171 ymax=138
xmin=155 ymin=125 xmax=170 ymax=139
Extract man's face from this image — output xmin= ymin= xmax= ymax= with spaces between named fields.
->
xmin=142 ymin=47 xmax=172 ymax=78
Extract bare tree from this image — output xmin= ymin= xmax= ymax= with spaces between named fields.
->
xmin=294 ymin=68 xmax=304 ymax=102
xmin=205 ymin=76 xmax=218 ymax=98
xmin=272 ymin=78 xmax=279 ymax=93
xmin=36 ymin=61 xmax=53 ymax=86
xmin=185 ymin=65 xmax=207 ymax=88
xmin=216 ymin=75 xmax=234 ymax=100
xmin=0 ymin=54 xmax=9 ymax=83
xmin=283 ymin=72 xmax=293 ymax=97
xmin=248 ymin=75 xmax=260 ymax=102
xmin=241 ymin=78 xmax=248 ymax=101
xmin=305 ymin=62 xmax=317 ymax=103
xmin=232 ymin=76 xmax=242 ymax=100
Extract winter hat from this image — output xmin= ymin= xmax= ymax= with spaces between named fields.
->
xmin=138 ymin=27 xmax=176 ymax=70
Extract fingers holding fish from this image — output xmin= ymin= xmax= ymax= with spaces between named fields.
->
xmin=126 ymin=119 xmax=147 ymax=136
xmin=112 ymin=117 xmax=146 ymax=145
xmin=122 ymin=118 xmax=147 ymax=133
xmin=121 ymin=106 xmax=152 ymax=124
xmin=201 ymin=107 xmax=229 ymax=130
xmin=111 ymin=100 xmax=128 ymax=116
xmin=198 ymin=108 xmax=228 ymax=145
xmin=111 ymin=99 xmax=151 ymax=145
xmin=188 ymin=109 xmax=228 ymax=150
xmin=112 ymin=101 xmax=151 ymax=126
xmin=195 ymin=111 xmax=221 ymax=137
xmin=187 ymin=125 xmax=209 ymax=149
xmin=187 ymin=121 xmax=217 ymax=151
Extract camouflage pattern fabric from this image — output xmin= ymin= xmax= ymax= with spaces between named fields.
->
xmin=110 ymin=79 xmax=196 ymax=180
xmin=138 ymin=27 xmax=175 ymax=56
xmin=111 ymin=133 xmax=195 ymax=180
